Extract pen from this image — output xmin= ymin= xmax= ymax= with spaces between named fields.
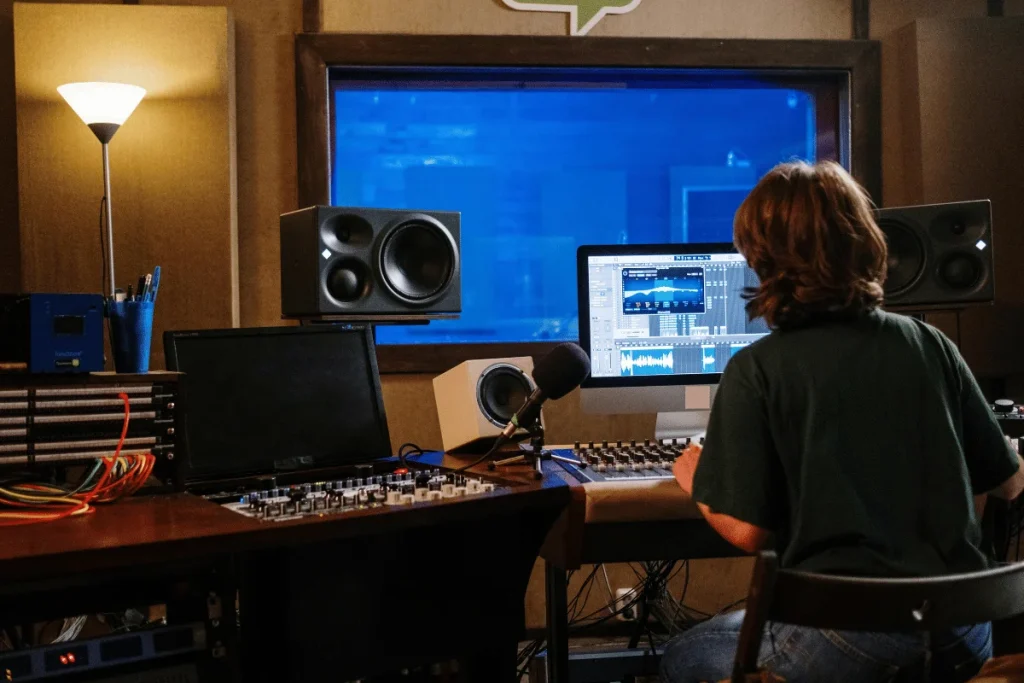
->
xmin=149 ymin=266 xmax=161 ymax=303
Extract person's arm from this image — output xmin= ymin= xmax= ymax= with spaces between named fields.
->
xmin=954 ymin=347 xmax=1023 ymax=500
xmin=680 ymin=356 xmax=784 ymax=554
xmin=988 ymin=451 xmax=1024 ymax=501
xmin=673 ymin=444 xmax=772 ymax=553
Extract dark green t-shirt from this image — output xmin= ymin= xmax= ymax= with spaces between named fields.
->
xmin=692 ymin=308 xmax=1019 ymax=577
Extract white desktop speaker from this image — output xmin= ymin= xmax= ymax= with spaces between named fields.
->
xmin=433 ymin=357 xmax=539 ymax=453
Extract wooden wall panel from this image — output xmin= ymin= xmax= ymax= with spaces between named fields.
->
xmin=872 ymin=0 xmax=1024 ymax=38
xmin=882 ymin=18 xmax=1024 ymax=379
xmin=13 ymin=3 xmax=237 ymax=369
xmin=323 ymin=0 xmax=851 ymax=39
xmin=0 ymin=0 xmax=17 ymax=292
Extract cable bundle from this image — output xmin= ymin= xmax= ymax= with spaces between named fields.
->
xmin=0 ymin=393 xmax=154 ymax=526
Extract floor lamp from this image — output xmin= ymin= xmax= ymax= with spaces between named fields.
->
xmin=57 ymin=82 xmax=146 ymax=299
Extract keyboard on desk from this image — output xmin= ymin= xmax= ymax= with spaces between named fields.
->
xmin=551 ymin=439 xmax=696 ymax=483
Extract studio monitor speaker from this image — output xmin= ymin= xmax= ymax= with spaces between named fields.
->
xmin=280 ymin=206 xmax=461 ymax=318
xmin=433 ymin=357 xmax=537 ymax=454
xmin=875 ymin=199 xmax=994 ymax=309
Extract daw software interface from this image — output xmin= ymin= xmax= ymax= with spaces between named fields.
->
xmin=585 ymin=248 xmax=770 ymax=380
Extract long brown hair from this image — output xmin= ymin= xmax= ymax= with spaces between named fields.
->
xmin=733 ymin=160 xmax=887 ymax=329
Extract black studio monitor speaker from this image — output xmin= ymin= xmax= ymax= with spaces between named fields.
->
xmin=280 ymin=206 xmax=461 ymax=318
xmin=875 ymin=199 xmax=994 ymax=309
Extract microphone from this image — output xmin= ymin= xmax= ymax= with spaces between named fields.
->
xmin=498 ymin=342 xmax=591 ymax=441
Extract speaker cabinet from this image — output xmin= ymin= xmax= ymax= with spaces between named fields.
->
xmin=280 ymin=206 xmax=461 ymax=318
xmin=433 ymin=357 xmax=537 ymax=454
xmin=876 ymin=199 xmax=993 ymax=309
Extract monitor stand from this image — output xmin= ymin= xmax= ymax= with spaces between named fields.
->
xmin=654 ymin=385 xmax=714 ymax=441
xmin=655 ymin=410 xmax=710 ymax=441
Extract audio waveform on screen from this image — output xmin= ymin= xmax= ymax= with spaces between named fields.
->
xmin=619 ymin=349 xmax=674 ymax=377
xmin=621 ymin=267 xmax=707 ymax=315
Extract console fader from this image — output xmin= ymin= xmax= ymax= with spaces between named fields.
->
xmin=552 ymin=438 xmax=697 ymax=483
xmin=214 ymin=470 xmax=499 ymax=522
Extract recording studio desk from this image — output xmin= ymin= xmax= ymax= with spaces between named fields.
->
xmin=0 ymin=456 xmax=571 ymax=683
xmin=534 ymin=461 xmax=741 ymax=683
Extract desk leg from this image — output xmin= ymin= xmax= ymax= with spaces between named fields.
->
xmin=545 ymin=562 xmax=569 ymax=683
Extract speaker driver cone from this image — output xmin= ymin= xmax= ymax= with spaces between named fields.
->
xmin=939 ymin=252 xmax=982 ymax=290
xmin=477 ymin=364 xmax=533 ymax=428
xmin=379 ymin=218 xmax=458 ymax=304
xmin=880 ymin=220 xmax=926 ymax=297
xmin=326 ymin=259 xmax=372 ymax=303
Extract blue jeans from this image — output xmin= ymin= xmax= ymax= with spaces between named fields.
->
xmin=660 ymin=610 xmax=992 ymax=683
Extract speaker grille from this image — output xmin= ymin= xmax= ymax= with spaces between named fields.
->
xmin=379 ymin=218 xmax=458 ymax=305
xmin=476 ymin=364 xmax=533 ymax=428
xmin=879 ymin=218 xmax=926 ymax=297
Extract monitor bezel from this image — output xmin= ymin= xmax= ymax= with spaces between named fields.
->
xmin=577 ymin=241 xmax=751 ymax=389
xmin=163 ymin=324 xmax=391 ymax=483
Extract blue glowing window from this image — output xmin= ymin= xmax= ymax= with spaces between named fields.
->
xmin=330 ymin=67 xmax=845 ymax=345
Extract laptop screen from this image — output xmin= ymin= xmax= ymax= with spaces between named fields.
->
xmin=165 ymin=325 xmax=391 ymax=483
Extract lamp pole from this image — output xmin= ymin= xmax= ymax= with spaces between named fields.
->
xmin=102 ymin=141 xmax=115 ymax=298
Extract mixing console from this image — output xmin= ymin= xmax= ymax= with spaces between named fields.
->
xmin=552 ymin=439 xmax=695 ymax=483
xmin=213 ymin=470 xmax=499 ymax=522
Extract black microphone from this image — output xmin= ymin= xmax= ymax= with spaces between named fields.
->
xmin=498 ymin=342 xmax=591 ymax=441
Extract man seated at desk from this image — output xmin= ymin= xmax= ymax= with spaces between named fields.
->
xmin=660 ymin=160 xmax=1024 ymax=683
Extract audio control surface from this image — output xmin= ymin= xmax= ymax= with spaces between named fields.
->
xmin=215 ymin=470 xmax=499 ymax=522
xmin=552 ymin=439 xmax=694 ymax=483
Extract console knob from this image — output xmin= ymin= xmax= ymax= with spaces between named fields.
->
xmin=313 ymin=483 xmax=323 ymax=493
xmin=574 ymin=441 xmax=581 ymax=451
xmin=345 ymin=479 xmax=355 ymax=489
xmin=995 ymin=399 xmax=1015 ymax=413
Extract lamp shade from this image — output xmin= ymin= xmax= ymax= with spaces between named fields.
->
xmin=57 ymin=82 xmax=146 ymax=126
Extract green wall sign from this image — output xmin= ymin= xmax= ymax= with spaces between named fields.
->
xmin=502 ymin=0 xmax=643 ymax=36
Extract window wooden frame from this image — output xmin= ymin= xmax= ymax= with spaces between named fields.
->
xmin=295 ymin=33 xmax=881 ymax=374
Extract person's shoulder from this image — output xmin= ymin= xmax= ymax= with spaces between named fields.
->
xmin=722 ymin=333 xmax=773 ymax=382
xmin=875 ymin=308 xmax=957 ymax=349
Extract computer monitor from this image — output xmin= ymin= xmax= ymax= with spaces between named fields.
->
xmin=164 ymin=325 xmax=392 ymax=485
xmin=576 ymin=243 xmax=770 ymax=438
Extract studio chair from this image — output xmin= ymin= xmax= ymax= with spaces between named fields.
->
xmin=730 ymin=551 xmax=1024 ymax=683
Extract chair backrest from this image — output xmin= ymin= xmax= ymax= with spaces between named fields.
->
xmin=733 ymin=551 xmax=1024 ymax=682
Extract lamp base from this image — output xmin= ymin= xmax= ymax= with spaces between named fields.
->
xmin=88 ymin=122 xmax=120 ymax=144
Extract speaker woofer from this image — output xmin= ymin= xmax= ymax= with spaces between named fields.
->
xmin=879 ymin=219 xmax=926 ymax=297
xmin=379 ymin=217 xmax=458 ymax=305
xmin=476 ymin=363 xmax=534 ymax=428
xmin=325 ymin=259 xmax=372 ymax=304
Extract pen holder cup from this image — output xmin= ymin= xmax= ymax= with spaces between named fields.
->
xmin=107 ymin=299 xmax=155 ymax=374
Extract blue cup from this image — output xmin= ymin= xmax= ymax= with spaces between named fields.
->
xmin=107 ymin=299 xmax=155 ymax=373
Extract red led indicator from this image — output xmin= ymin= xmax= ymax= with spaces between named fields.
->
xmin=394 ymin=468 xmax=409 ymax=475
xmin=59 ymin=656 xmax=67 ymax=666
xmin=66 ymin=653 xmax=76 ymax=664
